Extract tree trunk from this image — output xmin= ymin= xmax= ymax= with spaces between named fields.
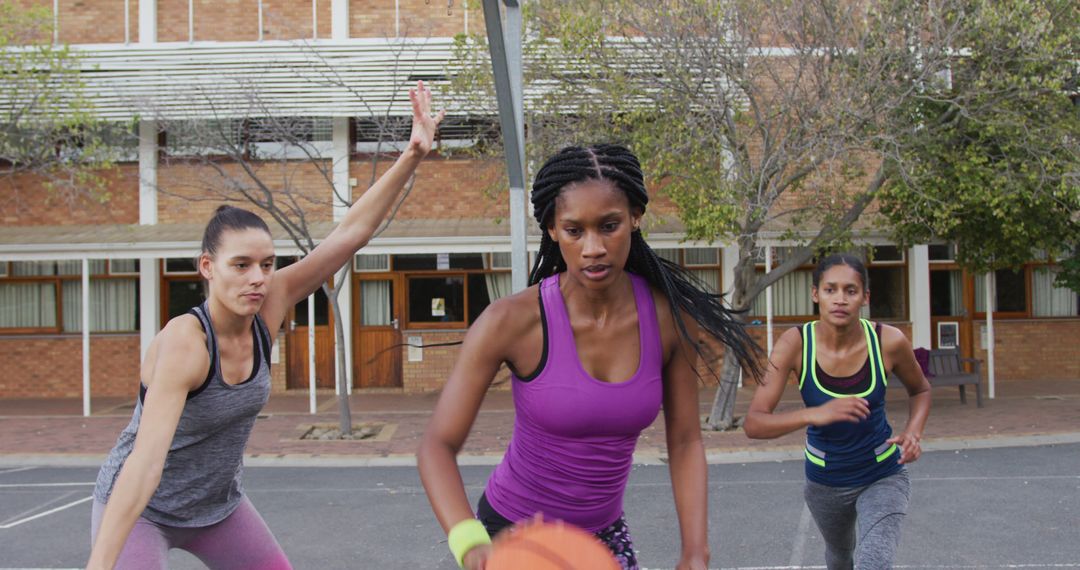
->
xmin=324 ymin=280 xmax=353 ymax=436
xmin=704 ymin=349 xmax=742 ymax=430
xmin=705 ymin=241 xmax=759 ymax=430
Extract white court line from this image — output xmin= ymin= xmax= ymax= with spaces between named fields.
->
xmin=787 ymin=504 xmax=812 ymax=567
xmin=0 ymin=495 xmax=92 ymax=529
xmin=0 ymin=491 xmax=78 ymax=527
xmin=0 ymin=467 xmax=37 ymax=476
xmin=0 ymin=482 xmax=94 ymax=488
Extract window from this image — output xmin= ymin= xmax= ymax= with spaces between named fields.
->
xmin=408 ymin=276 xmax=466 ymax=325
xmin=974 ymin=269 xmax=1027 ymax=314
xmin=165 ymin=258 xmax=199 ymax=274
xmin=379 ymin=253 xmax=510 ymax=329
xmin=928 ymin=244 xmax=956 ymax=262
xmin=751 ymin=247 xmax=815 ymax=318
xmin=1032 ymin=266 xmax=1079 ymax=317
xmin=355 ymin=254 xmax=390 ymax=272
xmin=652 ymin=248 xmax=722 ymax=294
xmin=0 ymin=260 xmax=139 ymax=333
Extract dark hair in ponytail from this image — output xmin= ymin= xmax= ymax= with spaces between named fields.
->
xmin=201 ymin=205 xmax=271 ymax=257
xmin=529 ymin=144 xmax=763 ymax=380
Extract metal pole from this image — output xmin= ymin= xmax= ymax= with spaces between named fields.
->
xmin=82 ymin=258 xmax=91 ymax=417
xmin=308 ymin=292 xmax=317 ymax=414
xmin=985 ymin=272 xmax=996 ymax=399
xmin=483 ymin=0 xmax=528 ymax=292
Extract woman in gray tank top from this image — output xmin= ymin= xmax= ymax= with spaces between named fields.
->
xmin=87 ymin=83 xmax=444 ymax=570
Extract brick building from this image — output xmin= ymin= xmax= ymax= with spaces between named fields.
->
xmin=1 ymin=0 xmax=1077 ymax=405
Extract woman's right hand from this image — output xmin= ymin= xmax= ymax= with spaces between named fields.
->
xmin=807 ymin=397 xmax=870 ymax=426
xmin=462 ymin=544 xmax=493 ymax=570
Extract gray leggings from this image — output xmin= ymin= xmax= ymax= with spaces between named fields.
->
xmin=803 ymin=469 xmax=910 ymax=570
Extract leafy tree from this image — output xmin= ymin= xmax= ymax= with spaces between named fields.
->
xmin=447 ymin=0 xmax=1078 ymax=428
xmin=881 ymin=0 xmax=1079 ymax=286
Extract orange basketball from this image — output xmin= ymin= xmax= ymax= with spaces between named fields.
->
xmin=486 ymin=519 xmax=621 ymax=570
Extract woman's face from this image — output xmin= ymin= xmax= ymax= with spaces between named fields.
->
xmin=547 ymin=178 xmax=642 ymax=291
xmin=199 ymin=228 xmax=276 ymax=317
xmin=812 ymin=263 xmax=869 ymax=327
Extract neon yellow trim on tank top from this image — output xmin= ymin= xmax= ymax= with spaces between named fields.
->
xmin=876 ymin=443 xmax=898 ymax=463
xmin=807 ymin=320 xmax=879 ymax=399
xmin=805 ymin=448 xmax=826 ymax=467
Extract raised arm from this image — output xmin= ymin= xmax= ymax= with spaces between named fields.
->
xmin=882 ymin=325 xmax=932 ymax=464
xmin=744 ymin=327 xmax=870 ymax=439
xmin=87 ymin=317 xmax=209 ymax=570
xmin=260 ymin=81 xmax=445 ymax=333
xmin=658 ymin=308 xmax=709 ymax=570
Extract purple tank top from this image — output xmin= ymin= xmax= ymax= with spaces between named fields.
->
xmin=484 ymin=272 xmax=664 ymax=532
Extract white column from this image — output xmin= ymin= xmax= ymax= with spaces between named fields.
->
xmin=331 ymin=116 xmax=354 ymax=394
xmin=308 ymin=292 xmax=317 ymax=413
xmin=336 ymin=267 xmax=353 ymax=395
xmin=765 ymin=245 xmax=774 ymax=356
xmin=985 ymin=272 xmax=996 ymax=399
xmin=138 ymin=0 xmax=156 ymax=44
xmin=82 ymin=258 xmax=91 ymax=417
xmin=907 ymin=245 xmax=931 ymax=348
xmin=139 ymin=120 xmax=160 ymax=360
xmin=331 ymin=0 xmax=348 ymax=40
xmin=332 ymin=117 xmax=351 ymax=222
xmin=722 ymin=245 xmax=739 ymax=296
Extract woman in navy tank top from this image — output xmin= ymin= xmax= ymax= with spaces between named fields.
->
xmin=418 ymin=145 xmax=763 ymax=570
xmin=744 ymin=254 xmax=932 ymax=569
xmin=87 ymin=83 xmax=443 ymax=570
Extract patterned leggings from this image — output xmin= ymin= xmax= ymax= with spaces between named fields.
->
xmin=476 ymin=493 xmax=638 ymax=570
xmin=91 ymin=497 xmax=292 ymax=570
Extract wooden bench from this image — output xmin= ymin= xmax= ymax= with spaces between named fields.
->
xmin=887 ymin=349 xmax=984 ymax=407
xmin=926 ymin=349 xmax=984 ymax=408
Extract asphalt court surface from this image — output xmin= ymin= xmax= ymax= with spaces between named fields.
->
xmin=2 ymin=444 xmax=1079 ymax=569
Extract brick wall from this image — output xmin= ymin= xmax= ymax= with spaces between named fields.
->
xmin=972 ymin=319 xmax=1080 ymax=382
xmin=1 ymin=165 xmax=140 ymax=227
xmin=350 ymin=0 xmax=466 ymax=39
xmin=0 ymin=334 xmax=141 ymax=398
xmin=399 ymin=329 xmax=464 ymax=392
xmin=261 ymin=0 xmax=332 ymax=40
xmin=156 ymin=161 xmax=334 ymax=225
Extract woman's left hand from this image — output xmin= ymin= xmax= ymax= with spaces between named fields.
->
xmin=676 ymin=552 xmax=709 ymax=570
xmin=886 ymin=431 xmax=922 ymax=464
xmin=407 ymin=80 xmax=446 ymax=157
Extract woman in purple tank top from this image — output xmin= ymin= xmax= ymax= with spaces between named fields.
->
xmin=87 ymin=83 xmax=443 ymax=570
xmin=418 ymin=145 xmax=763 ymax=570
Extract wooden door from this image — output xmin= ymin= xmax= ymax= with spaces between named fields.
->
xmin=286 ymin=287 xmax=335 ymax=389
xmin=354 ymin=274 xmax=403 ymax=388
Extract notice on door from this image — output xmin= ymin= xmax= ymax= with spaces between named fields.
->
xmin=431 ymin=297 xmax=446 ymax=317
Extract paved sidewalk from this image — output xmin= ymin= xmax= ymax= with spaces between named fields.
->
xmin=1 ymin=379 xmax=1079 ymax=466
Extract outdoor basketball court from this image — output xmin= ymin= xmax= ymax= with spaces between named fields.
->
xmin=2 ymin=443 xmax=1078 ymax=569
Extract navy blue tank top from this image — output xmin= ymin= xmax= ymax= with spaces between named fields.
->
xmin=799 ymin=319 xmax=901 ymax=487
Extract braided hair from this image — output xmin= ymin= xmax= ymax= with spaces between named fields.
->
xmin=529 ymin=144 xmax=763 ymax=380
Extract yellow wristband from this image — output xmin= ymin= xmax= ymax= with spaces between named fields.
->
xmin=448 ymin=518 xmax=492 ymax=568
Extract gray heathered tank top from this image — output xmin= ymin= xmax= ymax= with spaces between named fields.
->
xmin=93 ymin=301 xmax=272 ymax=527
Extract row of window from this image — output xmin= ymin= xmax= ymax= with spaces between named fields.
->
xmin=95 ymin=116 xmax=497 ymax=162
xmin=1 ymin=247 xmax=1077 ymax=334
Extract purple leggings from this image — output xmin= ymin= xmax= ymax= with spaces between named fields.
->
xmin=91 ymin=497 xmax=291 ymax=570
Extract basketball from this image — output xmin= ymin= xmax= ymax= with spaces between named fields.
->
xmin=486 ymin=519 xmax=621 ymax=570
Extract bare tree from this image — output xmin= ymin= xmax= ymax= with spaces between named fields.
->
xmin=142 ymin=36 xmax=442 ymax=435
